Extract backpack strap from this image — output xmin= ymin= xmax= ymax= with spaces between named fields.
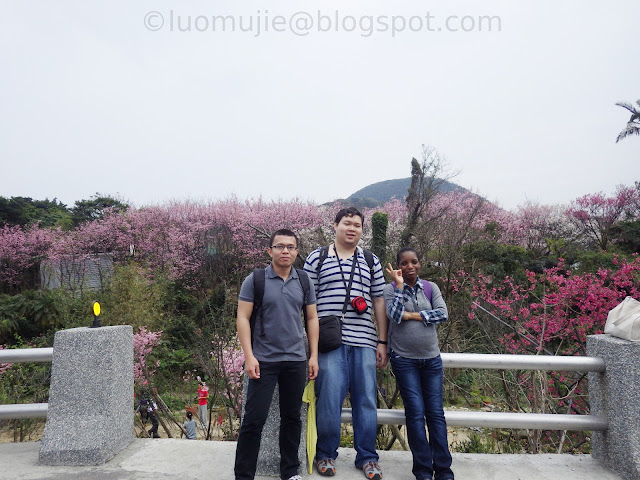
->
xmin=362 ymin=249 xmax=375 ymax=278
xmin=316 ymin=245 xmax=330 ymax=274
xmin=249 ymin=268 xmax=266 ymax=345
xmin=297 ymin=268 xmax=310 ymax=305
xmin=422 ymin=280 xmax=433 ymax=304
xmin=297 ymin=268 xmax=310 ymax=329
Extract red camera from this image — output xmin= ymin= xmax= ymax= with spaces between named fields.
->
xmin=351 ymin=296 xmax=368 ymax=314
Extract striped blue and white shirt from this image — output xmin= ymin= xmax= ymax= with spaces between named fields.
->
xmin=303 ymin=246 xmax=385 ymax=350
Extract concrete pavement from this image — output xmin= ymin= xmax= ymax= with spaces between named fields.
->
xmin=0 ymin=439 xmax=624 ymax=480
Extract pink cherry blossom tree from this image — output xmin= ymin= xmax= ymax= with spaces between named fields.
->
xmin=565 ymin=186 xmax=640 ymax=250
xmin=513 ymin=201 xmax=576 ymax=257
xmin=133 ymin=327 xmax=163 ymax=386
xmin=463 ymin=254 xmax=640 ymax=424
xmin=0 ymin=225 xmax=55 ymax=291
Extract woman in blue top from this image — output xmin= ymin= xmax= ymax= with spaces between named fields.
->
xmin=384 ymin=247 xmax=454 ymax=480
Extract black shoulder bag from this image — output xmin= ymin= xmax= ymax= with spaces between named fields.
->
xmin=318 ymin=245 xmax=358 ymax=353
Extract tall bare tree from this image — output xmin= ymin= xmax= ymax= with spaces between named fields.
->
xmin=400 ymin=145 xmax=457 ymax=248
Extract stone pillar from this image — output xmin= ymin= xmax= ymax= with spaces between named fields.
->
xmin=241 ymin=375 xmax=309 ymax=476
xmin=39 ymin=326 xmax=134 ymax=465
xmin=587 ymin=334 xmax=640 ymax=480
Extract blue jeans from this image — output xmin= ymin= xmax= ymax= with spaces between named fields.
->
xmin=315 ymin=344 xmax=378 ymax=468
xmin=390 ymin=353 xmax=453 ymax=480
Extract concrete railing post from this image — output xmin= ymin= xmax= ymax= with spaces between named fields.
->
xmin=587 ymin=334 xmax=640 ymax=480
xmin=39 ymin=326 xmax=134 ymax=465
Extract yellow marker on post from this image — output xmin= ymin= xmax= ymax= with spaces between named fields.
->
xmin=91 ymin=301 xmax=102 ymax=328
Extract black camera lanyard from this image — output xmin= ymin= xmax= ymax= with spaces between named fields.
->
xmin=333 ymin=243 xmax=358 ymax=319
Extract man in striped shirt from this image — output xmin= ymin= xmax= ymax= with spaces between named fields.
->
xmin=303 ymin=207 xmax=388 ymax=480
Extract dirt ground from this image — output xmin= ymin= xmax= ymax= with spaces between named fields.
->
xmin=0 ymin=420 xmax=46 ymax=443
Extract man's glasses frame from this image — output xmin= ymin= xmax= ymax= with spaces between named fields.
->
xmin=270 ymin=244 xmax=298 ymax=251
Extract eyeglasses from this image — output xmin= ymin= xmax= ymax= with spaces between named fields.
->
xmin=270 ymin=244 xmax=298 ymax=251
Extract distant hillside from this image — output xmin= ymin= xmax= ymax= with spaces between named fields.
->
xmin=333 ymin=177 xmax=469 ymax=209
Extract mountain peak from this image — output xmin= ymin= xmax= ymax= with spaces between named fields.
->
xmin=331 ymin=177 xmax=468 ymax=209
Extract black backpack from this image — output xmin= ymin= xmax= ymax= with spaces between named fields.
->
xmin=249 ymin=268 xmax=311 ymax=345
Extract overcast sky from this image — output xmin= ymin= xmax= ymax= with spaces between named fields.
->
xmin=1 ymin=1 xmax=638 ymax=212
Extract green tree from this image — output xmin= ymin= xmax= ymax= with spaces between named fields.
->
xmin=615 ymin=99 xmax=640 ymax=142
xmin=100 ymin=263 xmax=167 ymax=330
xmin=0 ymin=197 xmax=71 ymax=228
xmin=608 ymin=219 xmax=640 ymax=254
xmin=71 ymin=194 xmax=129 ymax=226
xmin=371 ymin=211 xmax=388 ymax=265
xmin=0 ymin=290 xmax=66 ymax=344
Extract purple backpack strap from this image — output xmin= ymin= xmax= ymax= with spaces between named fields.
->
xmin=422 ymin=280 xmax=433 ymax=303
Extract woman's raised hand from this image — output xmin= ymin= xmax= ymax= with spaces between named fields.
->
xmin=385 ymin=263 xmax=404 ymax=286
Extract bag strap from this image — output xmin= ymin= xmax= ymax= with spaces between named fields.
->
xmin=249 ymin=268 xmax=266 ymax=344
xmin=297 ymin=268 xmax=311 ymax=328
xmin=316 ymin=245 xmax=330 ymax=274
xmin=334 ymin=244 xmax=358 ymax=316
xmin=297 ymin=268 xmax=310 ymax=305
xmin=362 ymin=249 xmax=375 ymax=278
xmin=422 ymin=280 xmax=433 ymax=303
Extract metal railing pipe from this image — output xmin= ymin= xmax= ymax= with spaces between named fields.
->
xmin=0 ymin=403 xmax=48 ymax=420
xmin=441 ymin=352 xmax=605 ymax=373
xmin=443 ymin=410 xmax=608 ymax=431
xmin=342 ymin=408 xmax=608 ymax=431
xmin=0 ymin=348 xmax=53 ymax=363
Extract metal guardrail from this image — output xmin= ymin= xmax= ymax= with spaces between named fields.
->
xmin=0 ymin=348 xmax=53 ymax=420
xmin=440 ymin=352 xmax=606 ymax=373
xmin=0 ymin=348 xmax=609 ymax=430
xmin=0 ymin=403 xmax=48 ymax=420
xmin=353 ymin=353 xmax=607 ymax=432
xmin=342 ymin=408 xmax=608 ymax=431
xmin=0 ymin=348 xmax=53 ymax=364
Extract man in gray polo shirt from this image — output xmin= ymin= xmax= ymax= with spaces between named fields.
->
xmin=234 ymin=228 xmax=319 ymax=480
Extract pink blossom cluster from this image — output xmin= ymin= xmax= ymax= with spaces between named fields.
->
xmin=467 ymin=254 xmax=640 ymax=355
xmin=0 ymin=199 xmax=328 ymax=289
xmin=214 ymin=336 xmax=245 ymax=417
xmin=2 ymin=186 xmax=639 ymax=291
xmin=428 ymin=191 xmax=520 ymax=245
xmin=133 ymin=327 xmax=162 ymax=385
xmin=462 ymin=255 xmax=640 ymax=414
xmin=100 ymin=198 xmax=327 ymax=283
xmin=0 ymin=224 xmax=55 ymax=287
xmin=566 ymin=185 xmax=640 ymax=249
xmin=513 ymin=201 xmax=576 ymax=256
